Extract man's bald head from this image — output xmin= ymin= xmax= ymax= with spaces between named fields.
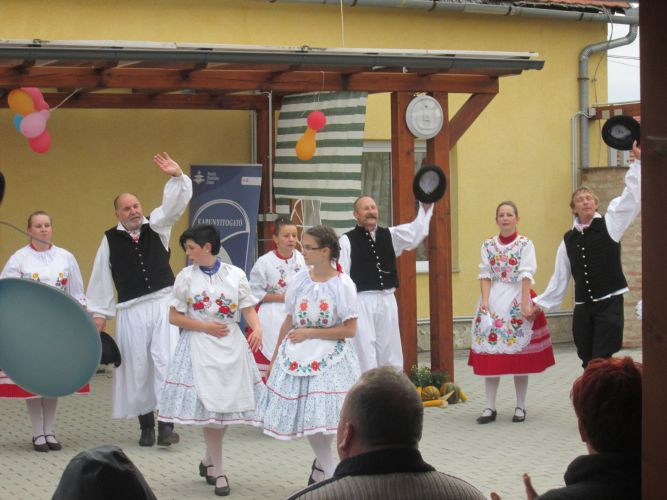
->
xmin=114 ymin=192 xmax=144 ymax=231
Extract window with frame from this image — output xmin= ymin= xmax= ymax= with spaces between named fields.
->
xmin=360 ymin=141 xmax=458 ymax=272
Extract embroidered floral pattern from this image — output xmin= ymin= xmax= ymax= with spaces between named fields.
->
xmin=296 ymin=299 xmax=309 ymax=325
xmin=188 ymin=291 xmax=237 ymax=319
xmin=473 ymin=299 xmax=526 ymax=347
xmin=483 ymin=236 xmax=530 ymax=283
xmin=268 ymin=267 xmax=289 ymax=294
xmin=282 ymin=340 xmax=346 ymax=375
xmin=54 ymin=272 xmax=69 ymax=290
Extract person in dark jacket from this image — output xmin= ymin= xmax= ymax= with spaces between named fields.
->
xmin=288 ymin=366 xmax=486 ymax=500
xmin=492 ymin=356 xmax=642 ymax=500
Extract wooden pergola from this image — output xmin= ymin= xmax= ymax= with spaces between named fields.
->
xmin=0 ymin=40 xmax=543 ymax=378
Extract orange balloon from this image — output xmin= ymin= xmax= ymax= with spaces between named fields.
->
xmin=295 ymin=128 xmax=317 ymax=161
xmin=8 ymin=89 xmax=36 ymax=115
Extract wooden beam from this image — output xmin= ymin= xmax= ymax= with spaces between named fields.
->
xmin=426 ymin=91 xmax=454 ymax=379
xmin=592 ymin=102 xmax=641 ymax=120
xmin=7 ymin=92 xmax=271 ymax=110
xmin=257 ymin=107 xmax=275 ymax=255
xmin=449 ymin=92 xmax=497 ymax=148
xmin=391 ymin=91 xmax=418 ymax=374
xmin=0 ymin=66 xmax=501 ymax=94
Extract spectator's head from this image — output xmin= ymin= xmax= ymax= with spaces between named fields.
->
xmin=337 ymin=366 xmax=423 ymax=460
xmin=572 ymin=356 xmax=642 ymax=454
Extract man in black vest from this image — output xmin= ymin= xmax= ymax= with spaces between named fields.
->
xmin=87 ymin=152 xmax=192 ymax=446
xmin=339 ymin=196 xmax=433 ymax=372
xmin=534 ymin=144 xmax=641 ymax=367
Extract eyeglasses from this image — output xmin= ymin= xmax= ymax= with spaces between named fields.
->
xmin=302 ymin=245 xmax=323 ymax=251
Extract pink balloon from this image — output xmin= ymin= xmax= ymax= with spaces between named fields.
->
xmin=28 ymin=130 xmax=52 ymax=154
xmin=21 ymin=87 xmax=50 ymax=111
xmin=19 ymin=112 xmax=48 ymax=138
xmin=307 ymin=110 xmax=326 ymax=132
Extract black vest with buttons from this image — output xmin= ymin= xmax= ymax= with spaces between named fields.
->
xmin=563 ymin=217 xmax=627 ymax=303
xmin=105 ymin=223 xmax=175 ymax=304
xmin=346 ymin=225 xmax=398 ymax=292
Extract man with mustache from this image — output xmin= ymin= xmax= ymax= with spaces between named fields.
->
xmin=87 ymin=152 xmax=192 ymax=447
xmin=339 ymin=196 xmax=433 ymax=372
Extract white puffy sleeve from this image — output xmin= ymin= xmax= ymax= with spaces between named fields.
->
xmin=148 ymin=173 xmax=193 ymax=249
xmin=86 ymin=236 xmax=117 ymax=318
xmin=338 ymin=234 xmax=351 ymax=274
xmin=336 ymin=273 xmax=359 ymax=323
xmin=477 ymin=240 xmax=492 ymax=280
xmin=517 ymin=239 xmax=536 ymax=284
xmin=169 ymin=267 xmax=191 ymax=314
xmin=389 ymin=203 xmax=434 ymax=257
xmin=237 ymin=269 xmax=259 ymax=309
xmin=0 ymin=250 xmax=24 ymax=279
xmin=534 ymin=241 xmax=572 ymax=312
xmin=248 ymin=255 xmax=269 ymax=302
xmin=64 ymin=250 xmax=87 ymax=307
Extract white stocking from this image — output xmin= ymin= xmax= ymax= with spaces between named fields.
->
xmin=514 ymin=375 xmax=529 ymax=411
xmin=26 ymin=398 xmax=44 ymax=443
xmin=42 ymin=398 xmax=58 ymax=441
xmin=203 ymin=426 xmax=227 ymax=487
xmin=484 ymin=377 xmax=501 ymax=412
xmin=306 ymin=433 xmax=336 ymax=479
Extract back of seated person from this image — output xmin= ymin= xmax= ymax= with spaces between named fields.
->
xmin=492 ymin=356 xmax=642 ymax=500
xmin=288 ymin=366 xmax=486 ymax=500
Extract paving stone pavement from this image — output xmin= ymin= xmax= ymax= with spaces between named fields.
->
xmin=0 ymin=344 xmax=642 ymax=500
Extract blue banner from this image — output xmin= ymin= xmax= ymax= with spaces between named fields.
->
xmin=189 ymin=164 xmax=262 ymax=275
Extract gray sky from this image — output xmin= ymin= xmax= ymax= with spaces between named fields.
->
xmin=607 ymin=23 xmax=640 ymax=103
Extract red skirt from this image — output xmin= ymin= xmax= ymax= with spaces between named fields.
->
xmin=468 ymin=302 xmax=555 ymax=376
xmin=0 ymin=370 xmax=90 ymax=398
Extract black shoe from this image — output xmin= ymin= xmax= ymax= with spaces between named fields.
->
xmin=512 ymin=407 xmax=526 ymax=423
xmin=307 ymin=459 xmax=325 ymax=485
xmin=45 ymin=434 xmax=62 ymax=451
xmin=214 ymin=475 xmax=230 ymax=497
xmin=32 ymin=435 xmax=49 ymax=452
xmin=199 ymin=461 xmax=216 ymax=484
xmin=476 ymin=409 xmax=497 ymax=424
xmin=139 ymin=427 xmax=155 ymax=447
xmin=157 ymin=422 xmax=180 ymax=446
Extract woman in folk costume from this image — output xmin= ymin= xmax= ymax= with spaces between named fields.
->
xmin=258 ymin=225 xmax=361 ymax=486
xmin=468 ymin=201 xmax=554 ymax=424
xmin=0 ymin=211 xmax=88 ymax=452
xmin=248 ymin=217 xmax=305 ymax=380
xmin=158 ymin=225 xmax=265 ymax=497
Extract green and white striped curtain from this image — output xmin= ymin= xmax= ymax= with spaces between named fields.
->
xmin=274 ymin=91 xmax=368 ymax=235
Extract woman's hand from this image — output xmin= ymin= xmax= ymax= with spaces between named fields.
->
xmin=203 ymin=322 xmax=229 ymax=338
xmin=247 ymin=326 xmax=263 ymax=352
xmin=287 ymin=328 xmax=311 ymax=343
xmin=480 ymin=301 xmax=490 ymax=315
xmin=521 ymin=302 xmax=535 ymax=320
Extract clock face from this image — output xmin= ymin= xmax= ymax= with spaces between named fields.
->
xmin=405 ymin=95 xmax=444 ymax=139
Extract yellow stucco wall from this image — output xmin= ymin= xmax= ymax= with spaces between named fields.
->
xmin=0 ymin=0 xmax=609 ymax=320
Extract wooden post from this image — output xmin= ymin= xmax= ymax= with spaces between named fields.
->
xmin=425 ymin=92 xmax=454 ymax=379
xmin=391 ymin=92 xmax=418 ymax=374
xmin=257 ymin=107 xmax=274 ymax=254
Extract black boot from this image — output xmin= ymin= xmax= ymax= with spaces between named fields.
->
xmin=138 ymin=412 xmax=155 ymax=447
xmin=157 ymin=421 xmax=180 ymax=446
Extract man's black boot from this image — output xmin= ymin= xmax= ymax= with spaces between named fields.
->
xmin=157 ymin=421 xmax=180 ymax=446
xmin=138 ymin=412 xmax=155 ymax=447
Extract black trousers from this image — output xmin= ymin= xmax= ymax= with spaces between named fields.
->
xmin=572 ymin=294 xmax=624 ymax=368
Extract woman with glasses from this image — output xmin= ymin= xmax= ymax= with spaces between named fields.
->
xmin=258 ymin=225 xmax=361 ymax=486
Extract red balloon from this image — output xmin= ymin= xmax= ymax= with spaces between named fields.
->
xmin=307 ymin=111 xmax=326 ymax=132
xmin=28 ymin=130 xmax=52 ymax=154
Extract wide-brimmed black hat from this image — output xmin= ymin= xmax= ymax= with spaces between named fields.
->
xmin=602 ymin=115 xmax=640 ymax=151
xmin=100 ymin=331 xmax=122 ymax=367
xmin=413 ymin=165 xmax=447 ymax=203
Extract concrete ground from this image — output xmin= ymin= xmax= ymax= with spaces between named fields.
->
xmin=0 ymin=343 xmax=642 ymax=500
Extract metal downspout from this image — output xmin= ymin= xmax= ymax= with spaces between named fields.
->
xmin=270 ymin=1 xmax=639 ymax=25
xmin=579 ymin=24 xmax=638 ymax=170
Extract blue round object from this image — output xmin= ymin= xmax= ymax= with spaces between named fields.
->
xmin=0 ymin=278 xmax=100 ymax=397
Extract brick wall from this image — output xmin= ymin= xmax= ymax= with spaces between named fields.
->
xmin=581 ymin=166 xmax=642 ymax=347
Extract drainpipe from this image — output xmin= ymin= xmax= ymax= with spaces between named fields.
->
xmin=578 ymin=24 xmax=638 ymax=170
xmin=270 ymin=1 xmax=638 ymax=25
